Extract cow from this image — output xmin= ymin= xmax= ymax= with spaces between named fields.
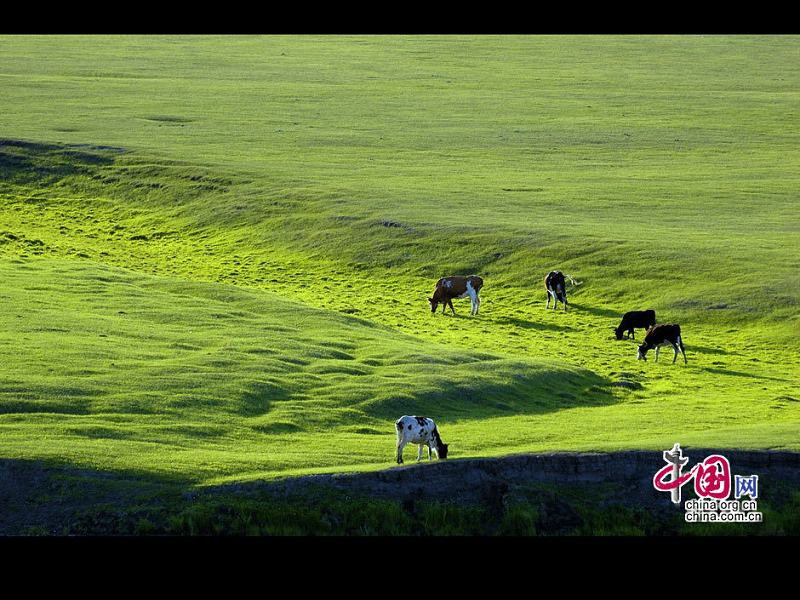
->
xmin=614 ymin=309 xmax=657 ymax=340
xmin=637 ymin=324 xmax=687 ymax=364
xmin=395 ymin=415 xmax=449 ymax=464
xmin=544 ymin=271 xmax=569 ymax=311
xmin=428 ymin=275 xmax=483 ymax=316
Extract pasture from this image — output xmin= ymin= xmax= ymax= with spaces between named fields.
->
xmin=0 ymin=36 xmax=798 ymax=530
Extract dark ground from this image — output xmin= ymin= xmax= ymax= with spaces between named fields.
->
xmin=2 ymin=449 xmax=798 ymax=535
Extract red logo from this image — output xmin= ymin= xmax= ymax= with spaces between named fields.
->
xmin=653 ymin=444 xmax=731 ymax=503
xmin=692 ymin=455 xmax=731 ymax=499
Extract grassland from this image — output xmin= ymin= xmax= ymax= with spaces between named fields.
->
xmin=0 ymin=35 xmax=798 ymax=499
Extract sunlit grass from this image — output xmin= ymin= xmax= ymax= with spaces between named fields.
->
xmin=0 ymin=35 xmax=798 ymax=486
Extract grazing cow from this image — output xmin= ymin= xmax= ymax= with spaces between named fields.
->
xmin=544 ymin=271 xmax=568 ymax=311
xmin=637 ymin=324 xmax=687 ymax=364
xmin=429 ymin=275 xmax=483 ymax=316
xmin=614 ymin=309 xmax=657 ymax=340
xmin=395 ymin=415 xmax=449 ymax=464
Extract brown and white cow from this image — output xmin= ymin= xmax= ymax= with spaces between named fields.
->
xmin=429 ymin=275 xmax=483 ymax=316
xmin=544 ymin=271 xmax=568 ymax=311
xmin=637 ymin=324 xmax=687 ymax=364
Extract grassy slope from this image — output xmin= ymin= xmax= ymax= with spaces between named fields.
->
xmin=0 ymin=36 xmax=798 ymax=486
xmin=1 ymin=258 xmax=607 ymax=483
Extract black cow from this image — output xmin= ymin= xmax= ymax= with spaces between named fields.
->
xmin=637 ymin=324 xmax=687 ymax=364
xmin=614 ymin=310 xmax=657 ymax=340
xmin=544 ymin=271 xmax=568 ymax=311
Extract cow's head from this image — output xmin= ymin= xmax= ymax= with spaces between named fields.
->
xmin=613 ymin=326 xmax=625 ymax=340
xmin=437 ymin=442 xmax=449 ymax=459
xmin=428 ymin=297 xmax=438 ymax=313
xmin=636 ymin=343 xmax=649 ymax=361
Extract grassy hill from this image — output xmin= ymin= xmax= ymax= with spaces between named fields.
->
xmin=0 ymin=35 xmax=798 ymax=490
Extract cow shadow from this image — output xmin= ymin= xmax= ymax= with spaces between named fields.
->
xmin=566 ymin=303 xmax=624 ymax=320
xmin=688 ymin=344 xmax=728 ymax=356
xmin=698 ymin=366 xmax=788 ymax=382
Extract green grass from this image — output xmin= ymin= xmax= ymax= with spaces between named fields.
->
xmin=0 ymin=257 xmax=607 ymax=482
xmin=0 ymin=35 xmax=798 ymax=493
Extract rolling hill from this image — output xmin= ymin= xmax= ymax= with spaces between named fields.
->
xmin=1 ymin=35 xmax=798 ymax=491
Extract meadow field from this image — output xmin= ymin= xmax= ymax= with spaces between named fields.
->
xmin=0 ymin=36 xmax=798 ymax=533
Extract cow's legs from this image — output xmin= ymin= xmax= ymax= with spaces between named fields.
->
xmin=427 ymin=444 xmax=432 ymax=460
xmin=546 ymin=291 xmax=551 ymax=309
xmin=676 ymin=337 xmax=687 ymax=364
xmin=467 ymin=285 xmax=478 ymax=316
xmin=447 ymin=298 xmax=455 ymax=316
xmin=417 ymin=444 xmax=424 ymax=462
xmin=397 ymin=440 xmax=407 ymax=464
xmin=655 ymin=345 xmax=661 ymax=362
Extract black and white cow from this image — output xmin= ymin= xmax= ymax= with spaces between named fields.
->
xmin=614 ymin=309 xmax=657 ymax=340
xmin=637 ymin=324 xmax=687 ymax=364
xmin=544 ymin=271 xmax=568 ymax=311
xmin=395 ymin=415 xmax=449 ymax=464
xmin=429 ymin=275 xmax=483 ymax=316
